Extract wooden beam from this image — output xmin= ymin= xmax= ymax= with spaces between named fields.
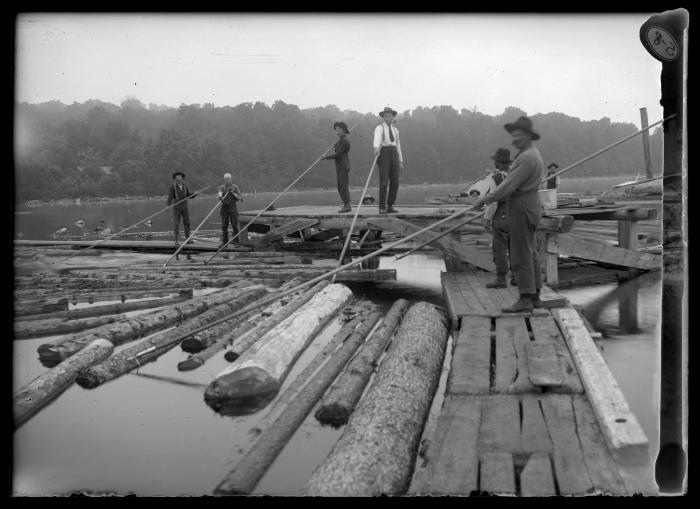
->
xmin=248 ymin=218 xmax=319 ymax=247
xmin=552 ymin=208 xmax=657 ymax=221
xmin=618 ymin=219 xmax=639 ymax=250
xmin=369 ymin=217 xmax=496 ymax=272
xmin=553 ymin=307 xmax=649 ymax=465
xmin=547 ymin=233 xmax=660 ymax=270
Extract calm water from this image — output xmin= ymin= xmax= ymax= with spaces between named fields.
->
xmin=12 ymin=185 xmax=662 ymax=496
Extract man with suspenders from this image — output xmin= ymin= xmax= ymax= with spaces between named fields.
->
xmin=373 ymin=107 xmax=404 ymax=214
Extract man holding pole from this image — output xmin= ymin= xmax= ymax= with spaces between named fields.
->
xmin=219 ymin=173 xmax=243 ymax=247
xmin=167 ymin=171 xmax=195 ymax=246
xmin=373 ymin=107 xmax=404 ymax=214
xmin=471 ymin=116 xmax=544 ymax=313
xmin=482 ymin=148 xmax=512 ymax=288
xmin=322 ymin=121 xmax=352 ymax=213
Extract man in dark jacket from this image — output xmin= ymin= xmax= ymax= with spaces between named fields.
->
xmin=482 ymin=148 xmax=512 ymax=288
xmin=471 ymin=117 xmax=545 ymax=313
xmin=166 ymin=171 xmax=195 ymax=246
xmin=322 ymin=121 xmax=352 ymax=213
xmin=218 ymin=173 xmax=243 ymax=246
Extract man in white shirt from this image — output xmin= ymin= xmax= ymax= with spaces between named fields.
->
xmin=373 ymin=107 xmax=404 ymax=214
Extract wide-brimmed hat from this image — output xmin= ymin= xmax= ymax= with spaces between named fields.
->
xmin=504 ymin=116 xmax=540 ymax=140
xmin=333 ymin=121 xmax=350 ymax=134
xmin=172 ymin=171 xmax=186 ymax=179
xmin=378 ymin=107 xmax=398 ymax=117
xmin=490 ymin=148 xmax=512 ymax=164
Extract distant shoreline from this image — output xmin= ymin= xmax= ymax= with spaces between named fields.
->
xmin=18 ymin=175 xmax=637 ymax=208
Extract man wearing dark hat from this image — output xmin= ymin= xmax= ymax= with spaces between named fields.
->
xmin=322 ymin=121 xmax=352 ymax=213
xmin=471 ymin=117 xmax=545 ymax=312
xmin=373 ymin=107 xmax=404 ymax=214
xmin=166 ymin=171 xmax=195 ymax=246
xmin=482 ymin=148 xmax=512 ymax=288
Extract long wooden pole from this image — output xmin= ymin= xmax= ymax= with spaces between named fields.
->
xmin=393 ymin=211 xmax=486 ymax=261
xmin=162 ymin=196 xmax=225 ymax=269
xmin=640 ymin=107 xmax=654 ymax=179
xmin=136 ymin=205 xmax=473 ymax=355
xmin=54 ymin=184 xmax=211 ymax=264
xmin=449 ymin=170 xmax=489 ymax=197
xmin=331 ymin=154 xmax=379 ymax=283
xmin=205 ymin=123 xmax=360 ymax=265
xmin=393 ymin=115 xmax=675 ymax=261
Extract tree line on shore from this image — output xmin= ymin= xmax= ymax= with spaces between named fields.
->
xmin=14 ymin=98 xmax=662 ymax=201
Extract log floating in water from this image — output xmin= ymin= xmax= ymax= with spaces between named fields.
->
xmin=304 ymin=302 xmax=450 ymax=496
xmin=315 ymin=298 xmax=410 ymax=427
xmin=14 ymin=297 xmax=69 ymax=317
xmin=179 ymin=277 xmax=304 ymax=356
xmin=37 ymin=285 xmax=261 ymax=367
xmin=213 ymin=302 xmax=383 ymax=495
xmin=14 ymin=313 xmax=128 ymax=339
xmin=204 ymin=283 xmax=353 ymax=416
xmin=14 ymin=293 xmax=192 ymax=322
xmin=14 ymin=338 xmax=114 ymax=429
xmin=67 ymin=288 xmax=193 ymax=305
xmin=222 ymin=280 xmax=331 ymax=363
xmin=75 ymin=286 xmax=269 ymax=389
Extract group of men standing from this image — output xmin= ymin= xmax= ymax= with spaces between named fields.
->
xmin=165 ymin=110 xmax=547 ymax=314
xmin=166 ymin=171 xmax=242 ymax=248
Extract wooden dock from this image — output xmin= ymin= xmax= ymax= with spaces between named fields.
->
xmin=410 ymin=269 xmax=649 ymax=496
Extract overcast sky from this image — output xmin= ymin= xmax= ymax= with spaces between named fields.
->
xmin=15 ymin=13 xmax=663 ymax=127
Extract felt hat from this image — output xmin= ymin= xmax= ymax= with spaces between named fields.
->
xmin=333 ymin=121 xmax=350 ymax=134
xmin=172 ymin=171 xmax=186 ymax=179
xmin=504 ymin=116 xmax=541 ymax=140
xmin=490 ymin=148 xmax=512 ymax=164
xmin=378 ymin=106 xmax=398 ymax=117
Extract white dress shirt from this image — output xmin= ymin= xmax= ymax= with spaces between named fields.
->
xmin=373 ymin=123 xmax=403 ymax=163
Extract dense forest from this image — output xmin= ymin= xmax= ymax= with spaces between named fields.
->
xmin=13 ymin=99 xmax=662 ymax=201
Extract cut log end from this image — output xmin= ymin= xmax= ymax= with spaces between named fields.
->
xmin=314 ymin=404 xmax=350 ymax=428
xmin=204 ymin=366 xmax=280 ymax=416
xmin=223 ymin=351 xmax=239 ymax=362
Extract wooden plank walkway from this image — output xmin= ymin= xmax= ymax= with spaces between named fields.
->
xmin=411 ymin=269 xmax=648 ymax=496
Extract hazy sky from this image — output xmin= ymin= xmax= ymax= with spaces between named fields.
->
xmin=15 ymin=13 xmax=663 ymax=127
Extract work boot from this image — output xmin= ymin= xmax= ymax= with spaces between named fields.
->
xmin=338 ymin=204 xmax=351 ymax=213
xmin=532 ymin=289 xmax=543 ymax=308
xmin=387 ymin=206 xmax=399 ymax=213
xmin=486 ymin=273 xmax=508 ymax=288
xmin=502 ymin=294 xmax=534 ymax=313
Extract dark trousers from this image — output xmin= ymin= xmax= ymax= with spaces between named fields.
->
xmin=220 ymin=206 xmax=239 ymax=244
xmin=377 ymin=146 xmax=400 ymax=208
xmin=506 ymin=191 xmax=543 ymax=295
xmin=492 ymin=205 xmax=510 ymax=275
xmin=173 ymin=206 xmax=191 ymax=239
xmin=336 ymin=168 xmax=350 ymax=205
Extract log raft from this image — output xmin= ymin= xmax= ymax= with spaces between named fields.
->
xmin=304 ymin=302 xmax=450 ymax=496
xmin=204 ymin=283 xmax=353 ymax=416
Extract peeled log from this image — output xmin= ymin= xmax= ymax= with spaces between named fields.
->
xmin=37 ymin=285 xmax=261 ymax=367
xmin=204 ymin=283 xmax=353 ymax=416
xmin=315 ymin=298 xmax=411 ymax=427
xmin=213 ymin=304 xmax=384 ymax=495
xmin=14 ymin=339 xmax=114 ymax=429
xmin=222 ymin=280 xmax=330 ymax=362
xmin=14 ymin=293 xmax=192 ymax=322
xmin=304 ymin=302 xmax=450 ymax=496
xmin=14 ymin=313 xmax=128 ymax=339
xmin=75 ymin=286 xmax=268 ymax=389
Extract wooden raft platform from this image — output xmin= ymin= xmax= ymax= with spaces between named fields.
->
xmin=411 ymin=269 xmax=649 ymax=496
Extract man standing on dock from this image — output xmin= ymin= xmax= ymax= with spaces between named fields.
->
xmin=219 ymin=173 xmax=243 ymax=247
xmin=322 ymin=121 xmax=352 ymax=213
xmin=167 ymin=171 xmax=194 ymax=246
xmin=471 ymin=116 xmax=544 ymax=313
xmin=373 ymin=107 xmax=404 ymax=214
xmin=483 ymin=148 xmax=512 ymax=288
